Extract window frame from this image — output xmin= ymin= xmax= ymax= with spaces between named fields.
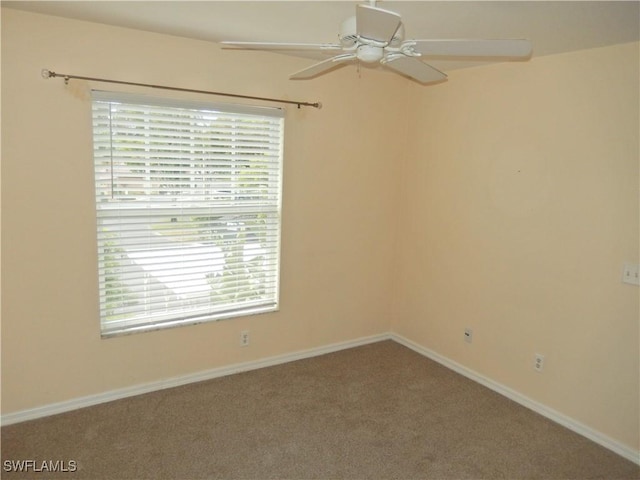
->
xmin=91 ymin=91 xmax=285 ymax=337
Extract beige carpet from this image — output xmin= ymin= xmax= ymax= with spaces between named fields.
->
xmin=2 ymin=340 xmax=639 ymax=479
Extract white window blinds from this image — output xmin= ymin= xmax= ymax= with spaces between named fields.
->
xmin=91 ymin=91 xmax=284 ymax=336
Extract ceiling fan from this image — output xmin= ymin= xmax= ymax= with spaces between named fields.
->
xmin=221 ymin=1 xmax=532 ymax=84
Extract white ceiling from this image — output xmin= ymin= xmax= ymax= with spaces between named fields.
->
xmin=4 ymin=1 xmax=639 ymax=73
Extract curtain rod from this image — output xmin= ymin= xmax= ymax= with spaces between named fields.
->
xmin=41 ymin=69 xmax=322 ymax=109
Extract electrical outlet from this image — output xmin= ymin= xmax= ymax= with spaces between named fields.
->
xmin=464 ymin=328 xmax=473 ymax=344
xmin=534 ymin=353 xmax=544 ymax=372
xmin=240 ymin=330 xmax=250 ymax=347
xmin=622 ymin=263 xmax=640 ymax=286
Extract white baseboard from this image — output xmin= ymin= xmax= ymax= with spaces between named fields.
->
xmin=3 ymin=331 xmax=638 ymax=466
xmin=1 ymin=333 xmax=391 ymax=427
xmin=390 ymin=333 xmax=640 ymax=466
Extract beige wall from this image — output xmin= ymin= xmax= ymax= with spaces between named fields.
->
xmin=2 ymin=7 xmax=639 ymax=455
xmin=1 ymin=9 xmax=404 ymax=412
xmin=394 ymin=42 xmax=639 ymax=450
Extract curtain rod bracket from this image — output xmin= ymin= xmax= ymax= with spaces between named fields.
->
xmin=41 ymin=68 xmax=322 ymax=109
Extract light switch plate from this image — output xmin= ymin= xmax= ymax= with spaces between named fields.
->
xmin=622 ymin=263 xmax=640 ymax=286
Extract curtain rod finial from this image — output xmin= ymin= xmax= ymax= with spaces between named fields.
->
xmin=41 ymin=69 xmax=52 ymax=79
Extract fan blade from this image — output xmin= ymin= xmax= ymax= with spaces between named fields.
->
xmin=290 ymin=54 xmax=356 ymax=80
xmin=382 ymin=55 xmax=447 ymax=84
xmin=410 ymin=39 xmax=532 ymax=58
xmin=221 ymin=41 xmax=342 ymax=52
xmin=356 ymin=4 xmax=401 ymax=43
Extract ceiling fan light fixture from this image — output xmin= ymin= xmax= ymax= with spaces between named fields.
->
xmin=357 ymin=44 xmax=384 ymax=63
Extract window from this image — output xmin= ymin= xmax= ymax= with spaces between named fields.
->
xmin=91 ymin=91 xmax=284 ymax=337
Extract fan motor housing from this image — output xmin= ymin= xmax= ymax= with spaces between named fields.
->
xmin=339 ymin=15 xmax=404 ymax=47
